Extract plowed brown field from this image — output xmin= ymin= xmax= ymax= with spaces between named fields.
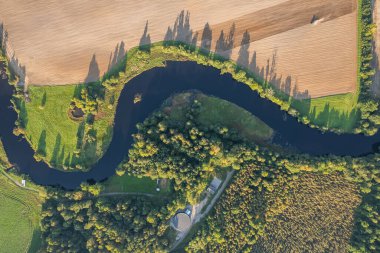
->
xmin=0 ymin=0 xmax=357 ymax=98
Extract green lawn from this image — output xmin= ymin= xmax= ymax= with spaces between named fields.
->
xmin=21 ymin=85 xmax=113 ymax=170
xmin=290 ymin=93 xmax=359 ymax=132
xmin=197 ymin=94 xmax=273 ymax=142
xmin=0 ymin=171 xmax=43 ymax=253
xmin=167 ymin=92 xmax=273 ymax=143
xmin=102 ymin=174 xmax=170 ymax=195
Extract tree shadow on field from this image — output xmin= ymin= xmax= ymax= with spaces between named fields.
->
xmin=249 ymin=49 xmax=310 ymax=99
xmin=107 ymin=41 xmax=126 ymax=71
xmin=0 ymin=22 xmax=27 ymax=86
xmin=19 ymin=100 xmax=28 ymax=129
xmin=50 ymin=133 xmax=61 ymax=166
xmin=71 ymin=128 xmax=98 ymax=169
xmin=237 ymin=30 xmax=251 ymax=68
xmin=36 ymin=130 xmax=47 ymax=157
xmin=164 ymin=10 xmax=194 ymax=45
xmin=215 ymin=22 xmax=236 ymax=59
xmin=40 ymin=91 xmax=47 ymax=108
xmin=201 ymin=23 xmax=213 ymax=52
xmin=76 ymin=121 xmax=85 ymax=150
xmin=139 ymin=21 xmax=151 ymax=51
xmin=84 ymin=54 xmax=100 ymax=83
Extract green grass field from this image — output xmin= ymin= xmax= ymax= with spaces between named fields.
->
xmin=102 ymin=174 xmax=171 ymax=195
xmin=22 ymin=85 xmax=113 ymax=170
xmin=197 ymin=94 xmax=273 ymax=142
xmin=290 ymin=93 xmax=359 ymax=132
xmin=167 ymin=92 xmax=273 ymax=142
xmin=0 ymin=171 xmax=43 ymax=253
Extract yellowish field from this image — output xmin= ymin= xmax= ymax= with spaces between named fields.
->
xmin=0 ymin=0 xmax=357 ymax=98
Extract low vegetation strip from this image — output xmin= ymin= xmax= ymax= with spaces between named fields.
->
xmin=355 ymin=0 xmax=380 ymax=135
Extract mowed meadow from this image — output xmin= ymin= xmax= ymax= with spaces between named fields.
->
xmin=0 ymin=171 xmax=43 ymax=253
xmin=21 ymin=85 xmax=113 ymax=170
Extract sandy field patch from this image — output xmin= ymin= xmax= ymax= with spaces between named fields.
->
xmin=0 ymin=0 xmax=357 ymax=98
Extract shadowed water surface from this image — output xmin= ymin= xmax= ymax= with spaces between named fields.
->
xmin=0 ymin=61 xmax=379 ymax=189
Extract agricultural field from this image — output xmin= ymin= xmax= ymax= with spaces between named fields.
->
xmin=0 ymin=171 xmax=43 ymax=253
xmin=1 ymin=0 xmax=357 ymax=99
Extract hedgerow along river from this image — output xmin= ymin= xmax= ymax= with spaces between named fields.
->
xmin=0 ymin=61 xmax=379 ymax=189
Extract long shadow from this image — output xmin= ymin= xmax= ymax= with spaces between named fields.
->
xmin=84 ymin=54 xmax=100 ymax=83
xmin=40 ymin=91 xmax=47 ymax=107
xmin=174 ymin=10 xmax=192 ymax=43
xmin=0 ymin=22 xmax=27 ymax=86
xmin=164 ymin=10 xmax=197 ymax=47
xmin=139 ymin=21 xmax=151 ymax=51
xmin=18 ymin=100 xmax=28 ymax=129
xmin=107 ymin=41 xmax=126 ymax=71
xmin=237 ymin=30 xmax=251 ymax=67
xmin=50 ymin=133 xmax=61 ymax=166
xmin=76 ymin=121 xmax=85 ymax=149
xmin=200 ymin=23 xmax=213 ymax=52
xmin=36 ymin=130 xmax=47 ymax=157
xmin=215 ymin=23 xmax=235 ymax=58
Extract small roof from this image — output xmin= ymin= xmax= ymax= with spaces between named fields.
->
xmin=173 ymin=212 xmax=191 ymax=231
xmin=210 ymin=177 xmax=222 ymax=190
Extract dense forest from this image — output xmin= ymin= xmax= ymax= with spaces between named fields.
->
xmin=41 ymin=186 xmax=172 ymax=253
xmin=39 ymin=94 xmax=380 ymax=252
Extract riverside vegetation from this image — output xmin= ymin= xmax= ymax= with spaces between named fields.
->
xmin=0 ymin=92 xmax=378 ymax=252
xmin=10 ymin=3 xmax=380 ymax=169
xmin=39 ymin=95 xmax=380 ymax=252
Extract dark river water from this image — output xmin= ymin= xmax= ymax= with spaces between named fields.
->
xmin=0 ymin=61 xmax=379 ymax=189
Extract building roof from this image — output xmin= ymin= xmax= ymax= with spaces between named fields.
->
xmin=173 ymin=212 xmax=191 ymax=231
xmin=210 ymin=177 xmax=222 ymax=190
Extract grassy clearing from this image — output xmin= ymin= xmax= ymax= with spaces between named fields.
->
xmin=101 ymin=175 xmax=170 ymax=194
xmin=197 ymin=94 xmax=273 ymax=142
xmin=253 ymin=172 xmax=361 ymax=253
xmin=21 ymin=85 xmax=113 ymax=170
xmin=165 ymin=92 xmax=273 ymax=143
xmin=291 ymin=93 xmax=359 ymax=131
xmin=0 ymin=170 xmax=43 ymax=253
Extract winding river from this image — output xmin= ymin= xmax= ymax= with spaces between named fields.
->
xmin=0 ymin=61 xmax=379 ymax=189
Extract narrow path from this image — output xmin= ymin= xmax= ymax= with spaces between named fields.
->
xmin=0 ymin=168 xmax=39 ymax=193
xmin=170 ymin=171 xmax=235 ymax=251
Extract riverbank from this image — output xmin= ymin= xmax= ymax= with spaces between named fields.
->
xmin=11 ymin=42 xmax=365 ymax=171
xmin=15 ymin=52 xmax=275 ymax=171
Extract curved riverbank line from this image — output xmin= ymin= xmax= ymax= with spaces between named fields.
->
xmin=0 ymin=61 xmax=379 ymax=189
